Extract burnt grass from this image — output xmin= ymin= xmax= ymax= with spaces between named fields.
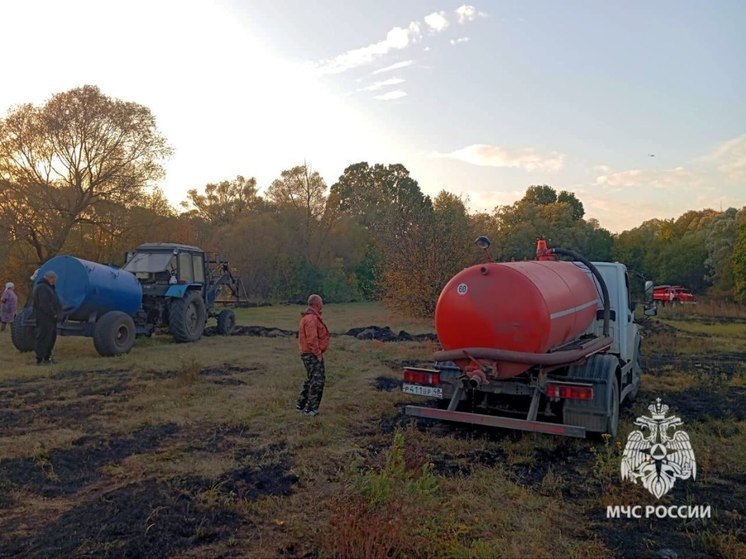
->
xmin=0 ymin=362 xmax=297 ymax=557
xmin=3 ymin=479 xmax=242 ymax=558
xmin=2 ymin=317 xmax=744 ymax=558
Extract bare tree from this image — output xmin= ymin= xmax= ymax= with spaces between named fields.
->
xmin=0 ymin=85 xmax=171 ymax=262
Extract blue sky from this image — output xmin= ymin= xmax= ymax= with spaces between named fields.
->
xmin=1 ymin=0 xmax=744 ymax=232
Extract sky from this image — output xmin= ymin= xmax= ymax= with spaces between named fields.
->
xmin=1 ymin=0 xmax=745 ymax=233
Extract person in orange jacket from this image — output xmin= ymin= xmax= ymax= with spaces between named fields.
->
xmin=296 ymin=294 xmax=329 ymax=416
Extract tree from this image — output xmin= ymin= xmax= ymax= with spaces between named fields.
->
xmin=0 ymin=85 xmax=171 ymax=263
xmin=182 ymin=175 xmax=260 ymax=224
xmin=266 ymin=163 xmax=331 ymax=265
xmin=330 ymin=162 xmax=433 ymax=308
xmin=733 ymin=212 xmax=746 ymax=303
xmin=557 ymin=190 xmax=584 ymax=220
xmin=523 ymin=185 xmax=557 ymax=206
xmin=704 ymin=208 xmax=739 ymax=297
xmin=330 ymin=162 xmax=432 ymax=240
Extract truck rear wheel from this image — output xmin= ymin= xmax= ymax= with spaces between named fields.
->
xmin=606 ymin=380 xmax=619 ymax=439
xmin=11 ymin=307 xmax=35 ymax=352
xmin=169 ymin=291 xmax=207 ymax=342
xmin=93 ymin=311 xmax=136 ymax=356
xmin=216 ymin=309 xmax=235 ymax=335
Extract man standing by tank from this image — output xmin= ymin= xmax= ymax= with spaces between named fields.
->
xmin=32 ymin=270 xmax=62 ymax=365
xmin=296 ymin=294 xmax=329 ymax=417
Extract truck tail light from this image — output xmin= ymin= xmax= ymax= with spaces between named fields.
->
xmin=403 ymin=368 xmax=440 ymax=386
xmin=546 ymin=383 xmax=594 ymax=400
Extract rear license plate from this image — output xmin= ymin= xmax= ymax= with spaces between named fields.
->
xmin=402 ymin=383 xmax=443 ymax=398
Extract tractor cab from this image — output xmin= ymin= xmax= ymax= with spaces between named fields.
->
xmin=124 ymin=243 xmax=237 ymax=341
xmin=124 ymin=243 xmax=206 ymax=291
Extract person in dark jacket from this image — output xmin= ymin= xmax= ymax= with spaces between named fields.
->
xmin=296 ymin=294 xmax=330 ymax=416
xmin=32 ymin=270 xmax=62 ymax=365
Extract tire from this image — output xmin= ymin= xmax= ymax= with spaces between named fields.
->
xmin=216 ymin=309 xmax=235 ymax=335
xmin=11 ymin=307 xmax=35 ymax=352
xmin=628 ymin=341 xmax=642 ymax=403
xmin=169 ymin=291 xmax=207 ymax=342
xmin=606 ymin=378 xmax=620 ymax=439
xmin=93 ymin=311 xmax=136 ymax=356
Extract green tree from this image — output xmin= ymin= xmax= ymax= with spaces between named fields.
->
xmin=733 ymin=213 xmax=746 ymax=303
xmin=704 ymin=208 xmax=739 ymax=297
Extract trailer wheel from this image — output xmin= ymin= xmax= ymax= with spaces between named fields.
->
xmin=11 ymin=307 xmax=35 ymax=352
xmin=216 ymin=309 xmax=235 ymax=335
xmin=170 ymin=291 xmax=207 ymax=342
xmin=93 ymin=311 xmax=136 ymax=356
xmin=606 ymin=379 xmax=619 ymax=439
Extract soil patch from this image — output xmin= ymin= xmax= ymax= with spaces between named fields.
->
xmin=204 ymin=325 xmax=296 ymax=337
xmin=374 ymin=377 xmax=401 ymax=391
xmin=204 ymin=324 xmax=437 ymax=342
xmin=597 ymin=470 xmax=746 ymax=559
xmin=344 ymin=326 xmax=437 ymax=342
xmin=643 ymin=352 xmax=746 ymax=376
xmin=0 ymin=370 xmax=136 ymax=432
xmin=0 ymin=423 xmax=180 ymax=497
xmin=2 ymin=479 xmax=241 ymax=559
xmin=638 ymin=385 xmax=746 ymax=422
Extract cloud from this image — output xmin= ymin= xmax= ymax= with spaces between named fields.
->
xmin=315 ymin=6 xmax=484 ymax=76
xmin=456 ymin=5 xmax=486 ymax=24
xmin=702 ymin=134 xmax=746 ymax=181
xmin=425 ymin=11 xmax=449 ymax=32
xmin=593 ymin=167 xmax=704 ymax=190
xmin=371 ymin=60 xmax=413 ymax=75
xmin=440 ymin=144 xmax=565 ymax=172
xmin=315 ymin=22 xmax=422 ymax=75
xmin=373 ymin=90 xmax=407 ymax=101
xmin=358 ymin=77 xmax=405 ymax=92
xmin=450 ymin=37 xmax=470 ymax=45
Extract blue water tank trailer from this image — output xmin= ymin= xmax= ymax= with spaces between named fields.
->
xmin=12 ymin=243 xmax=239 ymax=357
xmin=37 ymin=255 xmax=143 ymax=321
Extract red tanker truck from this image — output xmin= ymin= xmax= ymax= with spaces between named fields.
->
xmin=402 ymin=238 xmax=655 ymax=438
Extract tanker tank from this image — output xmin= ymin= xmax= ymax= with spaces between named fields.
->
xmin=435 ymin=260 xmax=600 ymax=378
xmin=36 ymin=255 xmax=143 ymax=322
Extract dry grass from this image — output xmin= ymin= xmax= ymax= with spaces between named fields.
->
xmin=0 ymin=302 xmax=744 ymax=558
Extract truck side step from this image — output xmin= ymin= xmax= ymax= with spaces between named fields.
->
xmin=404 ymin=406 xmax=587 ymax=438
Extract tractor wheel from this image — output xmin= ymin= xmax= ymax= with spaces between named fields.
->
xmin=216 ymin=309 xmax=235 ymax=335
xmin=93 ymin=311 xmax=136 ymax=356
xmin=11 ymin=307 xmax=35 ymax=352
xmin=169 ymin=291 xmax=207 ymax=342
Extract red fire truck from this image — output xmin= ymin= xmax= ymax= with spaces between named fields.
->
xmin=652 ymin=285 xmax=696 ymax=305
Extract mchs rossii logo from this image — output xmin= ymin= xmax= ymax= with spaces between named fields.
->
xmin=621 ymin=398 xmax=696 ymax=499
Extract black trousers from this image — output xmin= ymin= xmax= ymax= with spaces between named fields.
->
xmin=35 ymin=318 xmax=57 ymax=363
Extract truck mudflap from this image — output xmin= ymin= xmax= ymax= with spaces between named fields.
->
xmin=404 ymin=406 xmax=586 ymax=438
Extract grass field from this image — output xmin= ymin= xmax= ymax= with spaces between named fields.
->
xmin=0 ymin=302 xmax=744 ymax=558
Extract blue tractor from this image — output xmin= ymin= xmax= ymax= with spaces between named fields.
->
xmin=12 ymin=243 xmax=241 ymax=356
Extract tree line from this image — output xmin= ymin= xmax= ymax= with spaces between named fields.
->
xmin=1 ymin=86 xmax=745 ymax=316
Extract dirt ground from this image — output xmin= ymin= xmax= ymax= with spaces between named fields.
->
xmin=1 ymin=316 xmax=744 ymax=558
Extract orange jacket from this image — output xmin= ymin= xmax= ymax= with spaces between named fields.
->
xmin=298 ymin=307 xmax=329 ymax=358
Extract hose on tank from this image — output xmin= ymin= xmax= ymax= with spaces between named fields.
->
xmin=550 ymin=248 xmax=610 ymax=338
